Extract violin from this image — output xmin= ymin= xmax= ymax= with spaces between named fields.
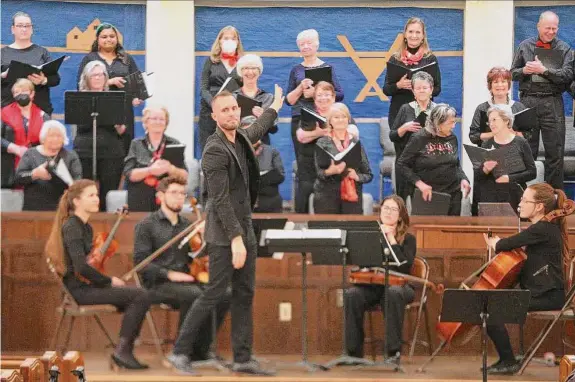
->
xmin=350 ymin=268 xmax=444 ymax=293
xmin=183 ymin=197 xmax=208 ymax=283
xmin=87 ymin=206 xmax=128 ymax=274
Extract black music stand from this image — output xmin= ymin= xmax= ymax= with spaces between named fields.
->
xmin=64 ymin=91 xmax=125 ymax=180
xmin=253 ymin=218 xmax=288 ymax=258
xmin=440 ymin=289 xmax=530 ymax=382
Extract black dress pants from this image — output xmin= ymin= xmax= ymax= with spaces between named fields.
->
xmin=80 ymin=157 xmax=123 ymax=212
xmin=313 ymin=184 xmax=363 ymax=215
xmin=345 ymin=284 xmax=415 ymax=357
xmin=173 ymin=232 xmax=257 ymax=363
xmin=521 ymin=94 xmax=565 ymax=190
xmin=70 ymin=285 xmax=151 ymax=341
xmin=152 ymin=281 xmax=231 ymax=358
xmin=198 ymin=106 xmax=217 ymax=155
xmin=487 ymin=288 xmax=565 ymax=362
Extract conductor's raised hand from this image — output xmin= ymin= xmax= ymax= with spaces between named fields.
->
xmin=231 ymin=235 xmax=247 ymax=269
xmin=270 ymin=84 xmax=285 ymax=112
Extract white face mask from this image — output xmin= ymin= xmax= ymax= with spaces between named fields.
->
xmin=221 ymin=39 xmax=238 ymax=54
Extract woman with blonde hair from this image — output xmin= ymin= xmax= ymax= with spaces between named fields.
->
xmin=198 ymin=26 xmax=244 ymax=151
xmin=383 ymin=17 xmax=441 ymax=128
xmin=313 ymin=102 xmax=372 ymax=214
xmin=123 ymin=105 xmax=188 ymax=212
xmin=45 ymin=179 xmax=151 ymax=369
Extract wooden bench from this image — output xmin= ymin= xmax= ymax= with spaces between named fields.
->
xmin=61 ymin=352 xmax=83 ymax=382
xmin=0 ymin=370 xmax=23 ymax=382
xmin=561 ymin=355 xmax=575 ymax=382
xmin=0 ymin=358 xmax=44 ymax=382
xmin=0 ymin=351 xmax=83 ymax=382
xmin=1 ymin=352 xmax=62 ymax=382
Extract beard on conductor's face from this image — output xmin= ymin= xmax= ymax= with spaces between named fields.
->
xmin=212 ymin=95 xmax=241 ymax=131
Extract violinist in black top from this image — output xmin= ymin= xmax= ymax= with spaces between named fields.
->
xmin=345 ymin=195 xmax=415 ymax=365
xmin=44 ymin=179 xmax=152 ymax=370
xmin=484 ymin=183 xmax=573 ymax=375
xmin=123 ymin=106 xmax=188 ymax=212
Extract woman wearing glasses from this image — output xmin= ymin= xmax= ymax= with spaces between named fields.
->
xmin=345 ymin=195 xmax=415 ymax=365
xmin=123 ymin=105 xmax=188 ymax=212
xmin=473 ymin=105 xmax=536 ymax=215
xmin=1 ymin=12 xmax=61 ymax=115
xmin=77 ymin=23 xmax=142 ymax=153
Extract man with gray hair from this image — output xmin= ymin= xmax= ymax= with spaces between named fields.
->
xmin=510 ymin=10 xmax=574 ymax=190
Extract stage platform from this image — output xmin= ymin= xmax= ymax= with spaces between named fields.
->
xmin=82 ymin=352 xmax=559 ymax=382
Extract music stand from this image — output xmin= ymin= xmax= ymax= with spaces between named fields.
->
xmin=253 ymin=218 xmax=288 ymax=258
xmin=64 ymin=91 xmax=126 ymax=180
xmin=440 ymin=289 xmax=530 ymax=382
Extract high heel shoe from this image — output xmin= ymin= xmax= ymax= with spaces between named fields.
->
xmin=110 ymin=353 xmax=149 ymax=370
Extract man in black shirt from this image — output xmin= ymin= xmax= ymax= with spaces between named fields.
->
xmin=133 ymin=176 xmax=230 ymax=368
xmin=510 ymin=10 xmax=574 ymax=190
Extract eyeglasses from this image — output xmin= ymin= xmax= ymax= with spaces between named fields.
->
xmin=148 ymin=117 xmax=166 ymax=122
xmin=90 ymin=72 xmax=106 ymax=78
xmin=381 ymin=205 xmax=400 ymax=213
xmin=14 ymin=24 xmax=33 ymax=29
xmin=413 ymin=86 xmax=431 ymax=91
xmin=165 ymin=191 xmax=187 ymax=197
xmin=242 ymin=67 xmax=259 ymax=72
xmin=520 ymin=198 xmax=538 ymax=204
xmin=488 ymin=117 xmax=503 ymax=124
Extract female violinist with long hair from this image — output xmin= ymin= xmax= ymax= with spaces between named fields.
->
xmin=484 ymin=183 xmax=573 ymax=375
xmin=344 ymin=195 xmax=415 ymax=365
xmin=44 ymin=179 xmax=151 ymax=370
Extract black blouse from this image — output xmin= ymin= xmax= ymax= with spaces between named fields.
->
xmin=200 ymin=59 xmax=242 ymax=110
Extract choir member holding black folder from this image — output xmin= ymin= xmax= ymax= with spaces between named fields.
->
xmin=390 ymin=71 xmax=436 ymax=200
xmin=468 ymin=67 xmax=532 ymax=146
xmin=510 ymin=11 xmax=574 ymax=190
xmin=1 ymin=12 xmax=61 ymax=115
xmin=397 ymin=104 xmax=470 ymax=216
xmin=286 ymin=29 xmax=344 ymax=159
xmin=198 ymin=26 xmax=244 ymax=152
xmin=15 ymin=120 xmax=82 ymax=210
xmin=233 ymin=54 xmax=278 ymax=145
xmin=467 ymin=105 xmax=536 ymax=216
xmin=123 ymin=106 xmax=188 ymax=212
xmin=76 ymin=23 xmax=143 ymax=153
xmin=314 ymin=103 xmax=372 ymax=214
xmin=383 ymin=18 xmax=441 ymax=128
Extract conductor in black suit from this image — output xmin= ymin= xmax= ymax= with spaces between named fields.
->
xmin=166 ymin=85 xmax=284 ymax=376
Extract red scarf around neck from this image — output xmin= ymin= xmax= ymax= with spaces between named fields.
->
xmin=221 ymin=52 xmax=239 ymax=67
xmin=536 ymin=39 xmax=552 ymax=49
xmin=330 ymin=130 xmax=359 ymax=203
xmin=1 ymin=102 xmax=43 ymax=168
xmin=400 ymin=46 xmax=425 ymax=66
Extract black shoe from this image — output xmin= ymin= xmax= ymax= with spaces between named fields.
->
xmin=231 ymin=359 xmax=276 ymax=376
xmin=164 ymin=353 xmax=198 ymax=375
xmin=486 ymin=360 xmax=520 ymax=375
xmin=482 ymin=359 xmax=503 ymax=372
xmin=111 ymin=353 xmax=148 ymax=370
xmin=383 ymin=351 xmax=401 ymax=367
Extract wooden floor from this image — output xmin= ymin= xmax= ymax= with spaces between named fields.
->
xmin=83 ymin=352 xmax=560 ymax=382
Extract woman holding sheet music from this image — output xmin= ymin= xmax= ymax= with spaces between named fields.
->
xmin=15 ymin=120 xmax=82 ymax=210
xmin=472 ymin=105 xmax=536 ymax=215
xmin=390 ymin=71 xmax=436 ymax=200
xmin=233 ymin=54 xmax=277 ymax=145
xmin=468 ymin=67 xmax=529 ymax=146
xmin=198 ymin=26 xmax=244 ymax=152
xmin=383 ymin=17 xmax=441 ymax=129
xmin=397 ymin=103 xmax=470 ymax=216
xmin=313 ymin=103 xmax=372 ymax=214
xmin=1 ymin=12 xmax=61 ymax=115
xmin=74 ymin=61 xmax=126 ymax=212
xmin=123 ymin=105 xmax=188 ymax=212
xmin=76 ymin=23 xmax=142 ymax=153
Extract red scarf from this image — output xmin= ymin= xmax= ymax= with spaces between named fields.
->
xmin=1 ymin=102 xmax=44 ymax=168
xmin=143 ymin=136 xmax=166 ymax=191
xmin=221 ymin=52 xmax=239 ymax=67
xmin=331 ymin=131 xmax=359 ymax=203
xmin=400 ymin=46 xmax=425 ymax=66
xmin=536 ymin=39 xmax=552 ymax=49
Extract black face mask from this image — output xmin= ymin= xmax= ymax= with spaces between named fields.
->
xmin=14 ymin=94 xmax=31 ymax=107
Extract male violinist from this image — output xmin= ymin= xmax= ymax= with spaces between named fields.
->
xmin=133 ymin=176 xmax=231 ymax=369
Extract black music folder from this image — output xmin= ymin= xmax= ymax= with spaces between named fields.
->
xmin=414 ymin=111 xmax=428 ymax=126
xmin=513 ymin=107 xmax=537 ymax=133
xmin=7 ymin=56 xmax=68 ymax=82
xmin=124 ymin=71 xmax=153 ymax=100
xmin=163 ymin=144 xmax=186 ymax=167
xmin=301 ymin=107 xmax=327 ymax=131
xmin=385 ymin=60 xmax=438 ymax=83
xmin=236 ymin=93 xmax=262 ymax=118
xmin=217 ymin=76 xmax=241 ymax=94
xmin=317 ymin=140 xmax=362 ymax=168
xmin=411 ymin=188 xmax=451 ymax=216
xmin=464 ymin=143 xmax=526 ymax=178
xmin=532 ymin=48 xmax=563 ymax=83
xmin=478 ymin=110 xmax=490 ymax=133
xmin=304 ymin=65 xmax=332 ymax=85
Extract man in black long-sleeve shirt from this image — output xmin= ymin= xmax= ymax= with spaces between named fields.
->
xmin=133 ymin=176 xmax=230 ymax=362
xmin=510 ymin=10 xmax=574 ymax=190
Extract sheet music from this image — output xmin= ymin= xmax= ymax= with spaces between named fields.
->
xmin=264 ymin=228 xmax=344 ymax=240
xmin=54 ymin=160 xmax=73 ymax=186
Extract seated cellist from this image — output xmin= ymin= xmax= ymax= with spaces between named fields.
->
xmin=133 ymin=176 xmax=231 ymax=372
xmin=484 ymin=182 xmax=572 ymax=375
xmin=44 ymin=179 xmax=152 ymax=369
xmin=344 ymin=195 xmax=416 ymax=365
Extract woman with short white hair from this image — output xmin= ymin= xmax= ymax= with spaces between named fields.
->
xmin=233 ymin=53 xmax=278 ymax=144
xmin=286 ymin=29 xmax=344 ymax=158
xmin=15 ymin=120 xmax=82 ymax=210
